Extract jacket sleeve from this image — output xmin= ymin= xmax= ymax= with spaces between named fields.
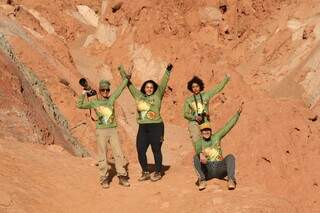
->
xmin=109 ymin=78 xmax=128 ymax=103
xmin=118 ymin=64 xmax=142 ymax=99
xmin=76 ymin=94 xmax=95 ymax=109
xmin=156 ymin=69 xmax=171 ymax=98
xmin=206 ymin=75 xmax=230 ymax=99
xmin=183 ymin=99 xmax=196 ymax=121
xmin=214 ymin=111 xmax=240 ymax=141
xmin=194 ymin=140 xmax=202 ymax=154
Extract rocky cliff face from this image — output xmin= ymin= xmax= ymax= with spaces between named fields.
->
xmin=0 ymin=0 xmax=319 ymax=212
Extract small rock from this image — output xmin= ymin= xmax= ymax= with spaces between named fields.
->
xmin=212 ymin=197 xmax=224 ymax=205
xmin=199 ymin=7 xmax=222 ymax=26
xmin=0 ymin=191 xmax=12 ymax=207
xmin=160 ymin=201 xmax=170 ymax=209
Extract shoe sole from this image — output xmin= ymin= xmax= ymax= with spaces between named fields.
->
xmin=138 ymin=177 xmax=150 ymax=181
xmin=150 ymin=177 xmax=162 ymax=182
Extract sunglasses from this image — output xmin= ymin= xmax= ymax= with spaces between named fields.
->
xmin=99 ymin=89 xmax=110 ymax=92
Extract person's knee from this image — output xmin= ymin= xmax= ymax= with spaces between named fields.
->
xmin=225 ymin=154 xmax=235 ymax=161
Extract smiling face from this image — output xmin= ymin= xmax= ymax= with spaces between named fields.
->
xmin=191 ymin=83 xmax=201 ymax=95
xmin=201 ymin=129 xmax=212 ymax=140
xmin=144 ymin=82 xmax=155 ymax=96
xmin=99 ymin=89 xmax=110 ymax=98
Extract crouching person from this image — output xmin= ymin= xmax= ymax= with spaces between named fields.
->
xmin=77 ymin=73 xmax=130 ymax=189
xmin=193 ymin=104 xmax=242 ymax=191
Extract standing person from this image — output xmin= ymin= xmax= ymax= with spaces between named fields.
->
xmin=76 ymin=73 xmax=130 ymax=189
xmin=193 ymin=103 xmax=243 ymax=191
xmin=119 ymin=64 xmax=173 ymax=182
xmin=183 ymin=75 xmax=230 ymax=148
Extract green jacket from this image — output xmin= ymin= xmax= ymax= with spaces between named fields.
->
xmin=194 ymin=111 xmax=240 ymax=162
xmin=183 ymin=76 xmax=230 ymax=123
xmin=76 ymin=78 xmax=128 ymax=129
xmin=119 ymin=66 xmax=171 ymax=124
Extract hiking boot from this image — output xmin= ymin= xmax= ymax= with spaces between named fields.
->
xmin=100 ymin=178 xmax=109 ymax=189
xmin=150 ymin=172 xmax=162 ymax=182
xmin=138 ymin=171 xmax=150 ymax=181
xmin=227 ymin=179 xmax=236 ymax=190
xmin=119 ymin=176 xmax=130 ymax=187
xmin=198 ymin=179 xmax=206 ymax=191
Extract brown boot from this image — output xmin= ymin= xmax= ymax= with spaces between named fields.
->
xmin=150 ymin=172 xmax=162 ymax=182
xmin=227 ymin=179 xmax=236 ymax=190
xmin=198 ymin=179 xmax=207 ymax=191
xmin=100 ymin=176 xmax=109 ymax=189
xmin=119 ymin=176 xmax=130 ymax=187
xmin=138 ymin=171 xmax=150 ymax=181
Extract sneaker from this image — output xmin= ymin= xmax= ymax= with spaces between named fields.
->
xmin=227 ymin=179 xmax=236 ymax=190
xmin=100 ymin=179 xmax=109 ymax=189
xmin=150 ymin=172 xmax=162 ymax=182
xmin=119 ymin=176 xmax=130 ymax=187
xmin=198 ymin=179 xmax=206 ymax=191
xmin=138 ymin=171 xmax=150 ymax=181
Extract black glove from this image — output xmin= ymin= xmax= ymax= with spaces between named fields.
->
xmin=166 ymin=63 xmax=173 ymax=72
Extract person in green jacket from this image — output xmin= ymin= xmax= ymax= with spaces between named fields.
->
xmin=183 ymin=75 xmax=230 ymax=148
xmin=119 ymin=64 xmax=173 ymax=182
xmin=194 ymin=103 xmax=243 ymax=191
xmin=76 ymin=72 xmax=130 ymax=189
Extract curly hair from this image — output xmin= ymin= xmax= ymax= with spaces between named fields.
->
xmin=140 ymin=80 xmax=158 ymax=95
xmin=187 ymin=76 xmax=205 ymax=92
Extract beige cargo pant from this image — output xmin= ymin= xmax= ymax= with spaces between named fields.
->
xmin=188 ymin=122 xmax=201 ymax=148
xmin=96 ymin=128 xmax=127 ymax=181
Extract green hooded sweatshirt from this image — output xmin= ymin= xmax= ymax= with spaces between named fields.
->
xmin=76 ymin=78 xmax=128 ymax=129
xmin=183 ymin=75 xmax=230 ymax=123
xmin=119 ymin=65 xmax=171 ymax=124
xmin=194 ymin=111 xmax=240 ymax=162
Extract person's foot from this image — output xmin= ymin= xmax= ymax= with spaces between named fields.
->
xmin=119 ymin=176 xmax=130 ymax=187
xmin=227 ymin=179 xmax=236 ymax=190
xmin=150 ymin=172 xmax=162 ymax=182
xmin=100 ymin=177 xmax=109 ymax=189
xmin=198 ymin=179 xmax=206 ymax=191
xmin=138 ymin=171 xmax=150 ymax=181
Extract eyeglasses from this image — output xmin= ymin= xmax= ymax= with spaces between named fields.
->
xmin=99 ymin=89 xmax=110 ymax=92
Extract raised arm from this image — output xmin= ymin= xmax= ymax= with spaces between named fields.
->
xmin=155 ymin=64 xmax=173 ymax=98
xmin=183 ymin=100 xmax=196 ymax=121
xmin=118 ymin=65 xmax=142 ymax=99
xmin=109 ymin=78 xmax=129 ymax=103
xmin=206 ymin=75 xmax=230 ymax=98
xmin=214 ymin=110 xmax=241 ymax=141
xmin=76 ymin=93 xmax=95 ymax=109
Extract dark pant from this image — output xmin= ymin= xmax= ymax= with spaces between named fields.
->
xmin=193 ymin=154 xmax=236 ymax=181
xmin=136 ymin=122 xmax=164 ymax=172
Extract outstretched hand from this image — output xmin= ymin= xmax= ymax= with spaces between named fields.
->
xmin=166 ymin=63 xmax=173 ymax=72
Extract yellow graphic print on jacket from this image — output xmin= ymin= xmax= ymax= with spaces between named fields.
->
xmin=97 ymin=106 xmax=113 ymax=124
xmin=203 ymin=146 xmax=223 ymax=161
xmin=137 ymin=100 xmax=151 ymax=120
xmin=190 ymin=101 xmax=205 ymax=114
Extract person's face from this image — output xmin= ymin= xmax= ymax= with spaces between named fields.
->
xmin=191 ymin=83 xmax=200 ymax=95
xmin=144 ymin=82 xmax=154 ymax=96
xmin=99 ymin=89 xmax=110 ymax=98
xmin=201 ymin=129 xmax=212 ymax=140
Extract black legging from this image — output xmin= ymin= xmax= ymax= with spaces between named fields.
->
xmin=136 ymin=122 xmax=164 ymax=172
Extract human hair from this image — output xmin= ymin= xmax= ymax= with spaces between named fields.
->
xmin=140 ymin=80 xmax=158 ymax=95
xmin=187 ymin=76 xmax=205 ymax=92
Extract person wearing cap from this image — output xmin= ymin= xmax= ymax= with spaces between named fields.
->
xmin=119 ymin=64 xmax=173 ymax=182
xmin=194 ymin=103 xmax=243 ymax=191
xmin=76 ymin=71 xmax=130 ymax=189
xmin=183 ymin=75 xmax=230 ymax=148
